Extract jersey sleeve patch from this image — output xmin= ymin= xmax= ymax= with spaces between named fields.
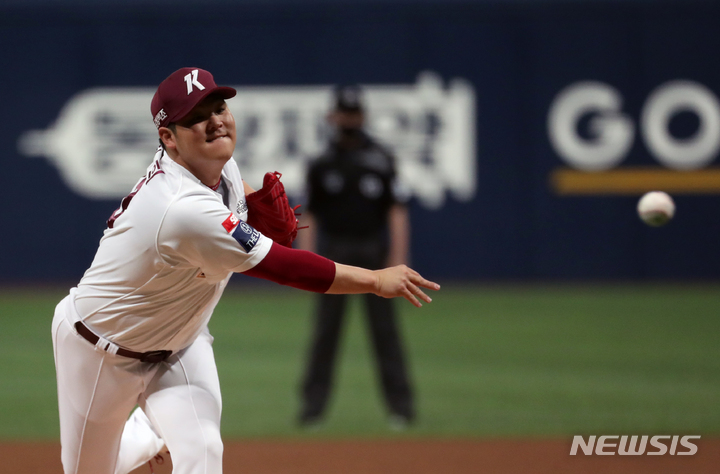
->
xmin=222 ymin=213 xmax=240 ymax=233
xmin=232 ymin=220 xmax=261 ymax=253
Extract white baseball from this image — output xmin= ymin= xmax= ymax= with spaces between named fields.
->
xmin=637 ymin=191 xmax=675 ymax=227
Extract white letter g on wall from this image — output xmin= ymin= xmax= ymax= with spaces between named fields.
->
xmin=548 ymin=81 xmax=634 ymax=171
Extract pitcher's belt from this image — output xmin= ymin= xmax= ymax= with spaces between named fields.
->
xmin=74 ymin=321 xmax=172 ymax=363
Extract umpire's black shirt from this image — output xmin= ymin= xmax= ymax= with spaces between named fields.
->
xmin=306 ymin=131 xmax=400 ymax=238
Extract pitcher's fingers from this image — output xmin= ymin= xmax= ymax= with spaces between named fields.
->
xmin=410 ymin=273 xmax=441 ymax=291
xmin=408 ymin=281 xmax=432 ymax=304
xmin=401 ymin=287 xmax=423 ymax=308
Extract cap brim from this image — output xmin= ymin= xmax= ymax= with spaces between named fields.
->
xmin=168 ymin=86 xmax=237 ymax=125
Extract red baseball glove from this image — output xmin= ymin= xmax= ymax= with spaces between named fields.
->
xmin=246 ymin=172 xmax=301 ymax=248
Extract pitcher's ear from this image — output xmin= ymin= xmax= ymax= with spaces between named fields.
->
xmin=158 ymin=126 xmax=176 ymax=151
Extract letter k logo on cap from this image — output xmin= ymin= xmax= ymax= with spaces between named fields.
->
xmin=184 ymin=69 xmax=206 ymax=95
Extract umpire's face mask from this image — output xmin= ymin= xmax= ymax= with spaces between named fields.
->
xmin=339 ymin=125 xmax=362 ymax=138
xmin=332 ymin=110 xmax=364 ymax=142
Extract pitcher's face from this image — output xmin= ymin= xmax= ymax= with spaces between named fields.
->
xmin=172 ymin=94 xmax=237 ymax=165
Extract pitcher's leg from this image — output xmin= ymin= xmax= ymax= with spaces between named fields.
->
xmin=52 ymin=308 xmax=145 ymax=474
xmin=114 ymin=407 xmax=165 ymax=474
xmin=143 ymin=331 xmax=223 ymax=474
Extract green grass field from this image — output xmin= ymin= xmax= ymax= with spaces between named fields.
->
xmin=1 ymin=283 xmax=719 ymax=440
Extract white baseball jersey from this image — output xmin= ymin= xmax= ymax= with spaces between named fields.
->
xmin=72 ymin=147 xmax=272 ymax=352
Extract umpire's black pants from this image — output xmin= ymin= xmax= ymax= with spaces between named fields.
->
xmin=299 ymin=233 xmax=414 ymax=420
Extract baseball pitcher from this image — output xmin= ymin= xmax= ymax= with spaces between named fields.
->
xmin=51 ymin=67 xmax=439 ymax=474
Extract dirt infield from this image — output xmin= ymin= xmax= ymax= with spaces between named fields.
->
xmin=2 ymin=438 xmax=718 ymax=474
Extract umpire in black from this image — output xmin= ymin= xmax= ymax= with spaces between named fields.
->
xmin=297 ymin=85 xmax=415 ymax=428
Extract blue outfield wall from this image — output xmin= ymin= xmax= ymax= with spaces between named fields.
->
xmin=1 ymin=0 xmax=719 ymax=281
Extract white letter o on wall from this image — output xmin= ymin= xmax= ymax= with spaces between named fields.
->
xmin=641 ymin=80 xmax=720 ymax=170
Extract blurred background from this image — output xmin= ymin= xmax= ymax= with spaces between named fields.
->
xmin=5 ymin=0 xmax=720 ymax=282
xmin=1 ymin=0 xmax=719 ymax=472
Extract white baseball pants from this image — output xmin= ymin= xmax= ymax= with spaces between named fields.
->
xmin=114 ymin=407 xmax=165 ymax=474
xmin=52 ymin=294 xmax=223 ymax=474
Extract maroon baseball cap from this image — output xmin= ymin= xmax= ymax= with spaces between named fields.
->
xmin=151 ymin=67 xmax=236 ymax=129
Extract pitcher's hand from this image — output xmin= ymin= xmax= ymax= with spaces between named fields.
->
xmin=374 ymin=265 xmax=440 ymax=307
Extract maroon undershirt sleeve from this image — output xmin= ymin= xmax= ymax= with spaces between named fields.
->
xmin=242 ymin=241 xmax=336 ymax=293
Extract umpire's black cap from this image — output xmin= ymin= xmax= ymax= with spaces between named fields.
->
xmin=334 ymin=84 xmax=364 ymax=112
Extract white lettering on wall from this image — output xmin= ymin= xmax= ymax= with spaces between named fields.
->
xmin=17 ymin=72 xmax=476 ymax=210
